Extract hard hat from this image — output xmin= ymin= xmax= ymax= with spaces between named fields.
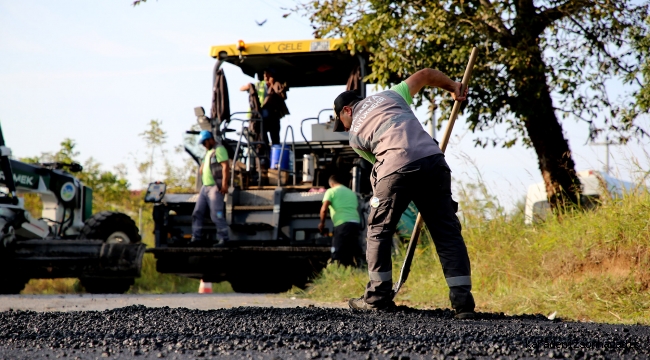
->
xmin=198 ymin=130 xmax=213 ymax=145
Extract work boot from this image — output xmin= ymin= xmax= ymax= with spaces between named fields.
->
xmin=454 ymin=310 xmax=476 ymax=319
xmin=348 ymin=296 xmax=395 ymax=311
xmin=450 ymin=286 xmax=476 ymax=319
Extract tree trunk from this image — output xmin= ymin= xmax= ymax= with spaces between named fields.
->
xmin=510 ymin=44 xmax=581 ymax=210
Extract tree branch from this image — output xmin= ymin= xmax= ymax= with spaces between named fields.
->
xmin=554 ymin=107 xmax=595 ymax=125
xmin=478 ymin=0 xmax=513 ymax=40
xmin=566 ymin=15 xmax=637 ymax=75
xmin=538 ymin=0 xmax=592 ymax=29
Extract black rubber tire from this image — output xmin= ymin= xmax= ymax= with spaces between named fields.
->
xmin=229 ymin=276 xmax=293 ymax=294
xmin=78 ymin=211 xmax=140 ymax=294
xmin=0 ymin=278 xmax=28 ymax=294
xmin=228 ymin=258 xmax=321 ymax=293
xmin=79 ymin=211 xmax=140 ymax=244
xmin=79 ymin=277 xmax=135 ymax=294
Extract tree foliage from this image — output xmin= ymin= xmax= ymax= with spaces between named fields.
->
xmin=302 ymin=0 xmax=649 ymax=209
xmin=136 ymin=119 xmax=196 ymax=192
xmin=633 ymin=15 xmax=650 ymax=115
xmin=306 ymin=0 xmax=648 ymax=145
xmin=21 ymin=139 xmax=133 ymax=215
xmin=20 ymin=119 xmax=197 ymax=221
xmin=137 ymin=119 xmax=167 ymax=186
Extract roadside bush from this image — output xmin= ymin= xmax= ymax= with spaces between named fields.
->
xmin=303 ymin=185 xmax=650 ymax=325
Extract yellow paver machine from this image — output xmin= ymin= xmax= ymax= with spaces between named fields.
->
xmin=146 ymin=39 xmax=375 ymax=293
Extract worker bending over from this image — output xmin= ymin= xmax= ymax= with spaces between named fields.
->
xmin=331 ymin=68 xmax=475 ymax=319
xmin=318 ymin=175 xmax=362 ymax=266
xmin=191 ymin=130 xmax=230 ymax=247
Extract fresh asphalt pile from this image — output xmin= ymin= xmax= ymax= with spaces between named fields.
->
xmin=1 ymin=305 xmax=649 ymax=359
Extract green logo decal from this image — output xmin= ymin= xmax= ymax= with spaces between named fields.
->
xmin=60 ymin=182 xmax=76 ymax=202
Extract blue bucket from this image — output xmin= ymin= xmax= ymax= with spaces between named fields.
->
xmin=270 ymin=144 xmax=291 ymax=171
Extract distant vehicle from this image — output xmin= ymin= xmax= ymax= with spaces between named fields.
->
xmin=524 ymin=170 xmax=635 ymax=225
xmin=0 ymin=124 xmax=145 ymax=294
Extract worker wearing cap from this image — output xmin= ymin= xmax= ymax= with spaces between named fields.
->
xmin=332 ymin=69 xmax=475 ymax=319
xmin=191 ymin=130 xmax=230 ymax=246
xmin=318 ymin=174 xmax=362 ymax=267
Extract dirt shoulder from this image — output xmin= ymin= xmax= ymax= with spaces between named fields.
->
xmin=0 ymin=293 xmax=346 ymax=312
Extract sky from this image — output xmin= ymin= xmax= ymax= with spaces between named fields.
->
xmin=1 ymin=1 xmax=648 ymax=211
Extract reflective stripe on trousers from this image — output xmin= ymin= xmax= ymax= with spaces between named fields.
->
xmin=368 ymin=270 xmax=392 ymax=282
xmin=446 ymin=276 xmax=471 ymax=287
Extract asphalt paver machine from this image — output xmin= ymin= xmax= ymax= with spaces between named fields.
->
xmin=0 ymin=125 xmax=145 ymax=294
xmin=146 ymin=39 xmax=374 ymax=293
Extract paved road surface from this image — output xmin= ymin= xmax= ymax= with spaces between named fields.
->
xmin=0 ymin=293 xmax=345 ymax=312
xmin=1 ymin=295 xmax=649 ymax=359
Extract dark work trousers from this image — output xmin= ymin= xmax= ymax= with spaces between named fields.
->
xmin=332 ymin=222 xmax=362 ymax=267
xmin=365 ymin=154 xmax=474 ymax=312
xmin=263 ymin=115 xmax=281 ymax=145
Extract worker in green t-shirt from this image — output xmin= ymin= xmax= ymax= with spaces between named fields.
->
xmin=191 ymin=130 xmax=230 ymax=247
xmin=318 ymin=174 xmax=362 ymax=266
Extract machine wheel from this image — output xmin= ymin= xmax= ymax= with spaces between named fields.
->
xmin=79 ymin=277 xmax=135 ymax=294
xmin=0 ymin=278 xmax=28 ymax=294
xmin=228 ymin=260 xmax=318 ymax=293
xmin=79 ymin=211 xmax=140 ymax=244
xmin=229 ymin=277 xmax=293 ymax=294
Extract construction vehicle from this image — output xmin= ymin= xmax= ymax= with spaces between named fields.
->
xmin=0 ymin=125 xmax=146 ymax=294
xmin=146 ymin=38 xmax=376 ymax=293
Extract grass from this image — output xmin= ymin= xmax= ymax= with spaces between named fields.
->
xmin=19 ymin=172 xmax=650 ymax=325
xmin=301 ymin=189 xmax=650 ymax=325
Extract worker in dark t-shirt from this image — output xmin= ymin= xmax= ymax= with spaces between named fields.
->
xmin=240 ymin=68 xmax=289 ymax=145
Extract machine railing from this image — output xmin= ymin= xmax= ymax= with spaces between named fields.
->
xmin=223 ymin=111 xmax=262 ymax=139
xmin=230 ymin=123 xmax=247 ymax=190
xmin=229 ymin=120 xmax=265 ymax=189
xmin=299 ymin=108 xmax=334 ymax=143
xmin=277 ymin=125 xmax=296 ymax=187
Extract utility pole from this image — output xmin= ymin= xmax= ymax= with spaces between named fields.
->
xmin=591 ymin=137 xmax=618 ymax=175
xmin=428 ymin=98 xmax=437 ymax=140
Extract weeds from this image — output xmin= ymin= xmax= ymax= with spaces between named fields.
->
xmin=304 ymin=186 xmax=650 ymax=325
xmin=19 ymin=139 xmax=650 ymax=324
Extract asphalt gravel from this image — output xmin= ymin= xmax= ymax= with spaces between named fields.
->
xmin=1 ymin=305 xmax=649 ymax=359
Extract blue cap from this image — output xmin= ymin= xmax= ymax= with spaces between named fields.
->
xmin=198 ymin=130 xmax=213 ymax=145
